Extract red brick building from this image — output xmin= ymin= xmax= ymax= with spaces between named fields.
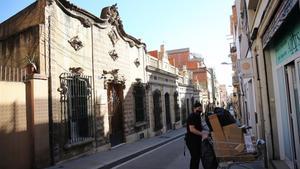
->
xmin=167 ymin=48 xmax=214 ymax=104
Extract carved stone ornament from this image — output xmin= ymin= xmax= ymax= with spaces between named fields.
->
xmin=101 ymin=69 xmax=126 ymax=89
xmin=81 ymin=18 xmax=92 ymax=28
xmin=109 ymin=49 xmax=118 ymax=61
xmin=108 ymin=30 xmax=119 ymax=46
xmin=103 ymin=4 xmax=120 ymax=26
xmin=128 ymin=41 xmax=135 ymax=48
xmin=57 ymin=80 xmax=68 ymax=101
xmin=134 ymin=58 xmax=140 ymax=67
xmin=262 ymin=0 xmax=298 ymax=48
xmin=68 ymin=36 xmax=84 ymax=51
xmin=69 ymin=67 xmax=84 ymax=75
xmin=47 ymin=0 xmax=54 ymax=6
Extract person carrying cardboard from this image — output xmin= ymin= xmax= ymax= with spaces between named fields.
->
xmin=185 ymin=102 xmax=209 ymax=169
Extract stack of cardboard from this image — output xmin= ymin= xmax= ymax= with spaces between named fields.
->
xmin=208 ymin=114 xmax=244 ymax=157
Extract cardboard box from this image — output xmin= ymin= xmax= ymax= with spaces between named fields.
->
xmin=209 ymin=114 xmax=226 ymax=141
xmin=234 ymin=143 xmax=245 ymax=153
xmin=223 ymin=124 xmax=244 ymax=143
xmin=213 ymin=141 xmax=240 ymax=157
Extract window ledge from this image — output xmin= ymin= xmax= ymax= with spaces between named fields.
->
xmin=134 ymin=121 xmax=148 ymax=131
xmin=135 ymin=121 xmax=147 ymax=127
xmin=64 ymin=137 xmax=94 ymax=149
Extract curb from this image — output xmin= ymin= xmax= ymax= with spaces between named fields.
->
xmin=98 ymin=133 xmax=185 ymax=169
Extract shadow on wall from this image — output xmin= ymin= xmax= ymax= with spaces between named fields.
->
xmin=0 ymin=101 xmax=50 ymax=169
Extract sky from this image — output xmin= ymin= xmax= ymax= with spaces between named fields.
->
xmin=0 ymin=0 xmax=234 ymax=91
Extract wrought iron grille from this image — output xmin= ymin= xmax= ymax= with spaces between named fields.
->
xmin=165 ymin=93 xmax=171 ymax=130
xmin=133 ymin=85 xmax=145 ymax=122
xmin=58 ymin=73 xmax=94 ymax=146
xmin=174 ymin=92 xmax=180 ymax=122
xmin=181 ymin=99 xmax=187 ymax=125
xmin=186 ymin=99 xmax=190 ymax=115
xmin=153 ymin=90 xmax=162 ymax=131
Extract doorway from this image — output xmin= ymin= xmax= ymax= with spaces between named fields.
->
xmin=165 ymin=93 xmax=171 ymax=130
xmin=284 ymin=61 xmax=300 ymax=169
xmin=107 ymin=84 xmax=124 ymax=147
xmin=153 ymin=90 xmax=162 ymax=131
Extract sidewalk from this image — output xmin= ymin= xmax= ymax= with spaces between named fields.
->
xmin=45 ymin=128 xmax=186 ymax=169
xmin=45 ymin=127 xmax=265 ymax=169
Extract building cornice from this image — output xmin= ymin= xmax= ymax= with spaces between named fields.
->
xmin=146 ymin=65 xmax=178 ymax=78
xmin=262 ymin=0 xmax=298 ymax=48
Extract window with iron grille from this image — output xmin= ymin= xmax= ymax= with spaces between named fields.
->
xmin=153 ymin=90 xmax=162 ymax=131
xmin=186 ymin=98 xmax=190 ymax=115
xmin=133 ymin=85 xmax=146 ymax=122
xmin=174 ymin=92 xmax=180 ymax=122
xmin=58 ymin=73 xmax=94 ymax=147
xmin=181 ymin=99 xmax=187 ymax=125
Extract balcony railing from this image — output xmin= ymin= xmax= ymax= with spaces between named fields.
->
xmin=0 ymin=65 xmax=27 ymax=82
xmin=230 ymin=42 xmax=236 ymax=53
xmin=232 ymin=75 xmax=239 ymax=85
xmin=147 ymin=56 xmax=178 ymax=74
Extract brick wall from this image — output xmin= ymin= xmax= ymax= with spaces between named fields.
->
xmin=168 ymin=51 xmax=190 ymax=68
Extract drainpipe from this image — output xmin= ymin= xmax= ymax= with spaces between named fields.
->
xmin=47 ymin=15 xmax=54 ymax=165
xmin=91 ymin=24 xmax=97 ymax=145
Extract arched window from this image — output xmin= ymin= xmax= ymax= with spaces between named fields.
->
xmin=181 ymin=99 xmax=187 ymax=125
xmin=165 ymin=93 xmax=171 ymax=130
xmin=174 ymin=92 xmax=180 ymax=122
xmin=153 ymin=90 xmax=162 ymax=131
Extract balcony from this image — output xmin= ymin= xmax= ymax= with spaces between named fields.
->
xmin=230 ymin=42 xmax=236 ymax=53
xmin=232 ymin=75 xmax=239 ymax=85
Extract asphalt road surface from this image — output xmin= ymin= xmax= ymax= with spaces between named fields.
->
xmin=112 ymin=137 xmax=204 ymax=169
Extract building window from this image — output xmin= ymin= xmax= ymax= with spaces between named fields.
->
xmin=174 ymin=92 xmax=180 ymax=122
xmin=133 ymin=85 xmax=146 ymax=122
xmin=58 ymin=73 xmax=93 ymax=147
xmin=181 ymin=99 xmax=187 ymax=125
xmin=186 ymin=98 xmax=190 ymax=115
xmin=153 ymin=90 xmax=162 ymax=131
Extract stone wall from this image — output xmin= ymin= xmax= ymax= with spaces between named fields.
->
xmin=0 ymin=82 xmax=31 ymax=169
xmin=44 ymin=1 xmax=147 ymax=162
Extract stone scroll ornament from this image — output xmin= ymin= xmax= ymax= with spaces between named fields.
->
xmin=101 ymin=3 xmax=120 ymax=26
xmin=101 ymin=69 xmax=126 ymax=89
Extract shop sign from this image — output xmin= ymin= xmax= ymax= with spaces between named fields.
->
xmin=275 ymin=22 xmax=300 ymax=64
xmin=238 ymin=58 xmax=253 ymax=78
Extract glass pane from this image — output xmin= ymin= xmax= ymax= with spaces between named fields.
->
xmin=278 ymin=68 xmax=292 ymax=160
xmin=296 ymin=62 xmax=300 ymax=142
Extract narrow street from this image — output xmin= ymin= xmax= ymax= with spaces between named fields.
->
xmin=112 ymin=137 xmax=196 ymax=169
xmin=2 ymin=0 xmax=299 ymax=169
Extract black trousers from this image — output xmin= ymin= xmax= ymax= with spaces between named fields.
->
xmin=186 ymin=139 xmax=202 ymax=169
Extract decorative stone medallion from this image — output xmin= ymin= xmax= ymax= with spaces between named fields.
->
xmin=68 ymin=36 xmax=83 ymax=51
xmin=108 ymin=29 xmax=119 ymax=46
xmin=109 ymin=49 xmax=118 ymax=61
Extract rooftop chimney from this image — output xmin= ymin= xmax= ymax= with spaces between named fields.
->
xmin=159 ymin=44 xmax=165 ymax=60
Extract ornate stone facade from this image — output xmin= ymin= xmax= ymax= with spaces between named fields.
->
xmin=0 ymin=0 xmax=148 ymax=166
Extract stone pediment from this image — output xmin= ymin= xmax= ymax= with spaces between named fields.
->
xmin=55 ymin=0 xmax=146 ymax=50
